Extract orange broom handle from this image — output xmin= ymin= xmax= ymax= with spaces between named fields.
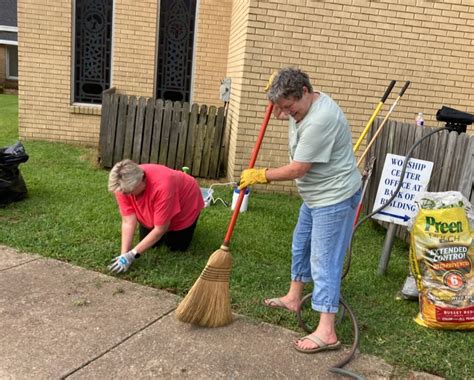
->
xmin=223 ymin=102 xmax=274 ymax=246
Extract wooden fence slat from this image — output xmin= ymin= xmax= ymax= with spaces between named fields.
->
xmin=373 ymin=119 xmax=391 ymax=213
xmin=458 ymin=136 xmax=474 ymax=197
xmin=451 ymin=133 xmax=470 ymax=195
xmin=192 ymin=105 xmax=208 ymax=177
xmin=159 ymin=100 xmax=173 ymax=165
xmin=377 ymin=119 xmax=391 ymax=169
xmin=167 ymin=101 xmax=182 ymax=169
xmin=403 ymin=122 xmax=415 ymax=157
xmin=99 ymin=92 xmax=112 ymax=166
xmin=425 ymin=129 xmax=439 ymax=192
xmin=364 ymin=119 xmax=381 ymax=216
xmin=446 ymin=132 xmax=462 ymax=191
xmin=150 ymin=99 xmax=164 ymax=163
xmin=107 ymin=94 xmax=121 ymax=164
xmin=370 ymin=119 xmax=391 ymax=230
xmin=140 ymin=97 xmax=156 ymax=163
xmin=396 ymin=123 xmax=406 ymax=155
xmin=132 ymin=97 xmax=147 ymax=163
xmin=438 ymin=131 xmax=457 ymax=192
xmin=200 ymin=106 xmax=217 ymax=178
xmin=467 ymin=138 xmax=474 ymax=204
xmin=176 ymin=102 xmax=190 ymax=170
xmin=447 ymin=133 xmax=464 ymax=191
xmin=185 ymin=104 xmax=199 ymax=169
xmin=418 ymin=126 xmax=431 ymax=161
xmin=209 ymin=106 xmax=226 ymax=179
xmin=122 ymin=96 xmax=137 ymax=160
xmin=218 ymin=111 xmax=229 ymax=178
xmin=411 ymin=124 xmax=424 ymax=158
xmin=429 ymin=129 xmax=448 ymax=192
xmin=386 ymin=120 xmax=396 ymax=154
xmin=102 ymin=93 xmax=119 ymax=168
xmin=113 ymin=95 xmax=129 ymax=165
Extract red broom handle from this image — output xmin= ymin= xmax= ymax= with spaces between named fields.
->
xmin=222 ymin=101 xmax=274 ymax=247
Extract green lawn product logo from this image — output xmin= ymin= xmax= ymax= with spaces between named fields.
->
xmin=424 ymin=216 xmax=463 ymax=233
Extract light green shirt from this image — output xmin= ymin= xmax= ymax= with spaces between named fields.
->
xmin=289 ymin=92 xmax=361 ymax=207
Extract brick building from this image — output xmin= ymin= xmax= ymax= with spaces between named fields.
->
xmin=17 ymin=0 xmax=474 ymax=191
xmin=0 ymin=0 xmax=18 ymax=92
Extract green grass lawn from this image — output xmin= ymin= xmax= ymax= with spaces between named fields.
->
xmin=0 ymin=94 xmax=472 ymax=379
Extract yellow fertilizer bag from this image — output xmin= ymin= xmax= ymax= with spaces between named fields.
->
xmin=409 ymin=191 xmax=474 ymax=330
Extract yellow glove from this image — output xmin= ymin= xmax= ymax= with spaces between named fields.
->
xmin=239 ymin=168 xmax=268 ymax=190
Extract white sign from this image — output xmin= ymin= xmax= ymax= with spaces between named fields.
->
xmin=372 ymin=154 xmax=433 ymax=226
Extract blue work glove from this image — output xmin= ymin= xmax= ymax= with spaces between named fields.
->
xmin=108 ymin=250 xmax=139 ymax=274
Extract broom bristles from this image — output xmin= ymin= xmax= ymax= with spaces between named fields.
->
xmin=175 ymin=246 xmax=233 ymax=327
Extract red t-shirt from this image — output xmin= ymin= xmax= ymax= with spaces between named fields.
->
xmin=115 ymin=164 xmax=204 ymax=231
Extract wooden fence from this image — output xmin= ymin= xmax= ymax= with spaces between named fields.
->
xmin=99 ymin=89 xmax=227 ymax=179
xmin=362 ymin=118 xmax=474 ymax=242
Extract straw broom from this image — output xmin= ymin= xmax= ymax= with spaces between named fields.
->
xmin=176 ymin=101 xmax=274 ymax=327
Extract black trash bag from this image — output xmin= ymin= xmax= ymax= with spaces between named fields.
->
xmin=0 ymin=141 xmax=29 ymax=207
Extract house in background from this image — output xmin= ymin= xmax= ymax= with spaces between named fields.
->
xmin=0 ymin=0 xmax=18 ymax=93
xmin=17 ymin=0 xmax=474 ymax=192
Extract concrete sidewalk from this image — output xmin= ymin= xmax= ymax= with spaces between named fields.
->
xmin=0 ymin=245 xmax=434 ymax=379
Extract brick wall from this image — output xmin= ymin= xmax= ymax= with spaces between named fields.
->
xmin=225 ymin=0 xmax=251 ymax=180
xmin=227 ymin=0 xmax=474 ymax=192
xmin=112 ymin=1 xmax=157 ymax=97
xmin=192 ymin=0 xmax=233 ymax=106
xmin=17 ymin=0 xmax=232 ymax=146
xmin=18 ymin=0 xmax=100 ymax=145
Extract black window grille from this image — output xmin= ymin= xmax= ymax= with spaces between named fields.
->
xmin=156 ymin=0 xmax=196 ymax=102
xmin=74 ymin=0 xmax=113 ymax=104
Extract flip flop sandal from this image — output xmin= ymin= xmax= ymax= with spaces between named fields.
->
xmin=293 ymin=334 xmax=341 ymax=354
xmin=262 ymin=298 xmax=294 ymax=312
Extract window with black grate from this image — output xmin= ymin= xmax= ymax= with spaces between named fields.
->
xmin=156 ymin=0 xmax=197 ymax=102
xmin=74 ymin=0 xmax=113 ymax=104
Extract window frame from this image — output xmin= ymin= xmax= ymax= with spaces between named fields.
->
xmin=6 ymin=44 xmax=18 ymax=80
xmin=71 ymin=0 xmax=115 ymax=106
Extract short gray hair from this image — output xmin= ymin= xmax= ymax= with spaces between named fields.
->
xmin=267 ymin=67 xmax=313 ymax=103
xmin=108 ymin=159 xmax=144 ymax=193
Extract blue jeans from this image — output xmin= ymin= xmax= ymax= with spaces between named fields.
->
xmin=291 ymin=189 xmax=361 ymax=313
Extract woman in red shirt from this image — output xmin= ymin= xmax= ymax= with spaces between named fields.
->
xmin=107 ymin=159 xmax=204 ymax=273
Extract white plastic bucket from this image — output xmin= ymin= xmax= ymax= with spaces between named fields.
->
xmin=231 ymin=188 xmax=250 ymax=212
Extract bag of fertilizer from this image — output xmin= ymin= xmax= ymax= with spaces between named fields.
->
xmin=408 ymin=191 xmax=474 ymax=330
